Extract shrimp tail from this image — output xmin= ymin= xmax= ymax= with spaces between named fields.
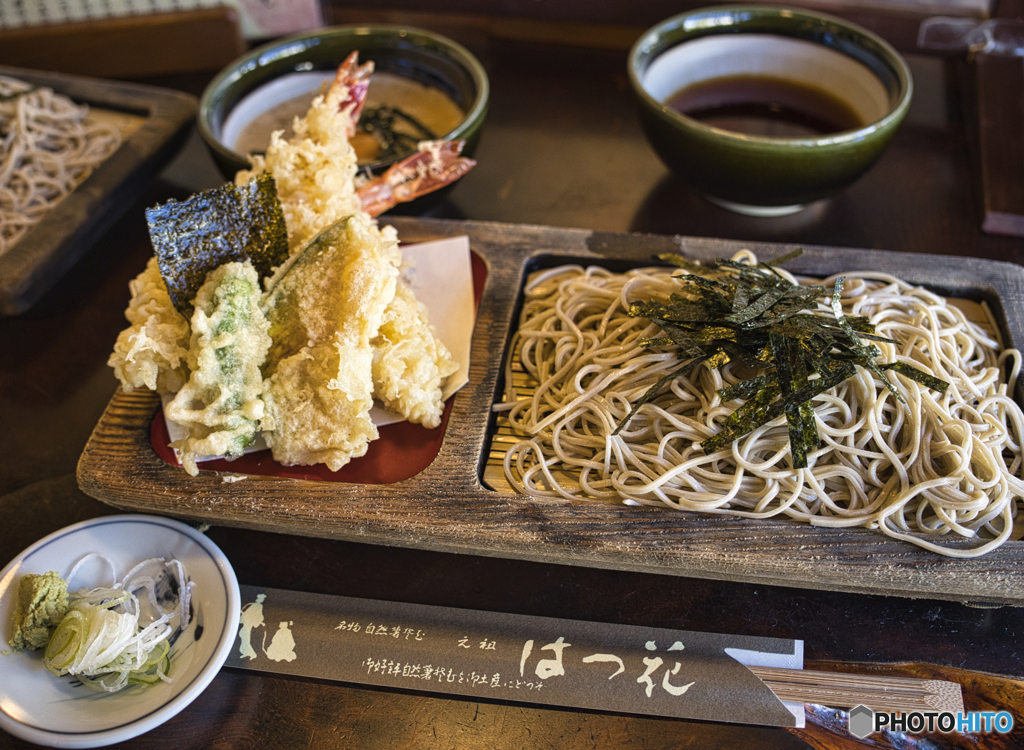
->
xmin=357 ymin=140 xmax=476 ymax=217
xmin=332 ymin=51 xmax=375 ymax=137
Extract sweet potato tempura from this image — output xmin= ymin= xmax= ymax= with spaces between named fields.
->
xmin=261 ymin=215 xmax=398 ymax=470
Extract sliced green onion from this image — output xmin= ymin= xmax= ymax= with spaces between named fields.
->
xmin=40 ymin=556 xmax=194 ymax=693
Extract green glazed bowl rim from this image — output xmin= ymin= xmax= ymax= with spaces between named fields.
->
xmin=198 ymin=23 xmax=490 ymax=175
xmin=627 ymin=4 xmax=913 ymax=148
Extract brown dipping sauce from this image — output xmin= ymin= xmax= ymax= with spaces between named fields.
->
xmin=667 ymin=75 xmax=865 ymax=137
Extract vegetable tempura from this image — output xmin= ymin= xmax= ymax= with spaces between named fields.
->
xmin=165 ymin=261 xmax=272 ymax=475
xmin=108 ymin=257 xmax=190 ymax=395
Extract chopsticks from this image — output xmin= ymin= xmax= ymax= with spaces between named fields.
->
xmin=749 ymin=666 xmax=964 ymax=713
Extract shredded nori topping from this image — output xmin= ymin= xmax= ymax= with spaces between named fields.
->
xmin=357 ymin=105 xmax=437 ymax=162
xmin=145 ymin=174 xmax=288 ymax=317
xmin=615 ymin=250 xmax=950 ymax=468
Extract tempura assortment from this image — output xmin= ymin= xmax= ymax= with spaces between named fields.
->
xmin=109 ymin=52 xmax=473 ymax=475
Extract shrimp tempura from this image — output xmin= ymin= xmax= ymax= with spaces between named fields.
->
xmin=236 ymin=55 xmax=371 ymax=256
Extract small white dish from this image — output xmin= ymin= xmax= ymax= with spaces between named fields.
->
xmin=0 ymin=515 xmax=241 ymax=748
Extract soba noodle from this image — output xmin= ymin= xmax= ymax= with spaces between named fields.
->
xmin=496 ymin=252 xmax=1024 ymax=558
xmin=0 ymin=75 xmax=123 ymax=256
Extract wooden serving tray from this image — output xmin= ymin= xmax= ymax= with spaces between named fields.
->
xmin=77 ymin=217 xmax=1024 ymax=605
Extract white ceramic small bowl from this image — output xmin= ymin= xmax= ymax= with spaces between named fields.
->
xmin=0 ymin=515 xmax=240 ymax=748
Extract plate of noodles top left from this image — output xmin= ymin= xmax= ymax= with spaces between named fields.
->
xmin=0 ymin=514 xmax=241 ymax=748
xmin=0 ymin=65 xmax=196 ymax=315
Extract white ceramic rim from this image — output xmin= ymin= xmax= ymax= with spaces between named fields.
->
xmin=705 ymin=195 xmax=807 ymax=216
xmin=0 ymin=515 xmax=240 ymax=748
xmin=220 ymin=70 xmax=334 ymax=149
xmin=641 ymin=34 xmax=892 ymax=130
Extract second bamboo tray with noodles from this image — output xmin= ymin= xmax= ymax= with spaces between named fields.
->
xmin=77 ymin=217 xmax=1024 ymax=606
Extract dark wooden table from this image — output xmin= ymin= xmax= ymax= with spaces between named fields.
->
xmin=2 ymin=26 xmax=1023 ymax=750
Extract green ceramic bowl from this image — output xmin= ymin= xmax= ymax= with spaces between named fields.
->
xmin=198 ymin=24 xmax=488 ymax=208
xmin=628 ymin=5 xmax=912 ymax=215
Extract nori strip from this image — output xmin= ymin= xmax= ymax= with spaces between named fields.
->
xmin=146 ymin=174 xmax=289 ymax=317
xmin=611 ymin=355 xmax=709 ymax=436
xmin=771 ymin=333 xmax=818 ymax=467
xmin=701 ymin=382 xmax=781 ymax=453
xmin=357 ymin=105 xmax=437 ymax=162
xmin=828 ymin=277 xmax=907 ymax=404
xmin=701 ymin=360 xmax=855 ymax=455
xmin=719 ymin=373 xmax=778 ymax=403
xmin=618 ymin=250 xmax=951 ymax=468
xmin=883 ymin=361 xmax=951 ymax=393
xmin=656 ymin=252 xmax=706 ymax=273
xmin=723 ymin=283 xmax=795 ymax=324
xmin=764 ymin=247 xmax=805 ymax=267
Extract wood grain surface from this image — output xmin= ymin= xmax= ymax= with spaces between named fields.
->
xmin=792 ymin=662 xmax=1023 ymax=749
xmin=972 ymin=53 xmax=1024 ymax=237
xmin=324 ymin=0 xmax=994 ymax=53
xmin=77 ymin=217 xmax=1024 ymax=605
xmin=0 ymin=8 xmax=246 ymax=79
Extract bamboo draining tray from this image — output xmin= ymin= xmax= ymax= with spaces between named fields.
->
xmin=78 ymin=217 xmax=1024 ymax=605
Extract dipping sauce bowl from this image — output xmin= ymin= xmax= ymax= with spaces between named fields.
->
xmin=198 ymin=24 xmax=488 ymax=210
xmin=628 ymin=5 xmax=913 ymax=215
